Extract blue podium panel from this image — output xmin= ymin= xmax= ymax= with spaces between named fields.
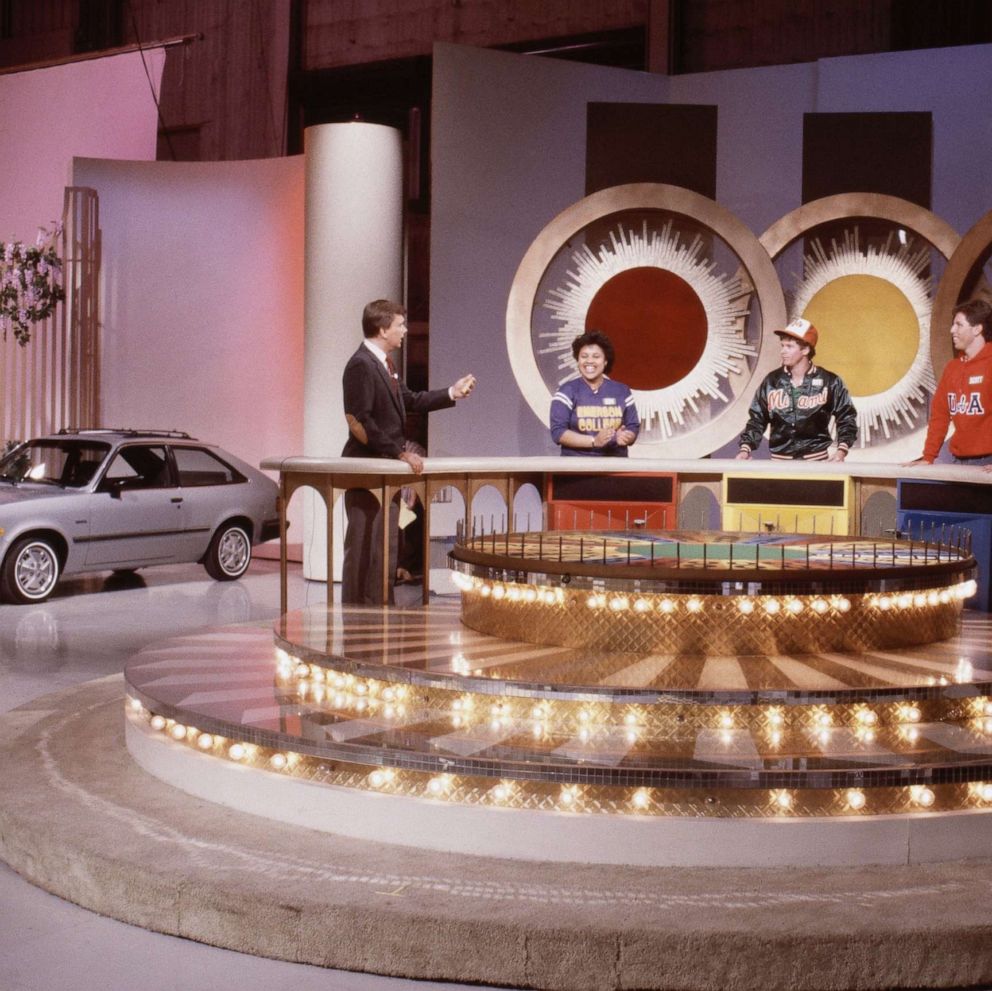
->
xmin=897 ymin=480 xmax=992 ymax=612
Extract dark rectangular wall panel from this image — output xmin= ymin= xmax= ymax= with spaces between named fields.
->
xmin=586 ymin=103 xmax=718 ymax=196
xmin=802 ymin=111 xmax=932 ymax=206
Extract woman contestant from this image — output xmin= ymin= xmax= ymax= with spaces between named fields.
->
xmin=550 ymin=330 xmax=639 ymax=456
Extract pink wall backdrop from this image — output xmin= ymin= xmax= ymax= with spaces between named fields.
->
xmin=72 ymin=156 xmax=305 ymax=499
xmin=0 ymin=49 xmax=164 ymax=244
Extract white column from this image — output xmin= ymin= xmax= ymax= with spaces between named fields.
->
xmin=302 ymin=122 xmax=403 ymax=581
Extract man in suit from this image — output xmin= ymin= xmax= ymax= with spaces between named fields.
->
xmin=341 ymin=298 xmax=475 ymax=605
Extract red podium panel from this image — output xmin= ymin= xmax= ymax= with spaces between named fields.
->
xmin=546 ymin=472 xmax=677 ymax=531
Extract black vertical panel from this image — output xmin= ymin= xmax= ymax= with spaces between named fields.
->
xmin=802 ymin=112 xmax=932 ymax=206
xmin=586 ymin=103 xmax=718 ymax=196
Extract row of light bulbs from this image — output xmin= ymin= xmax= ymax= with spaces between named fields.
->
xmin=133 ymin=698 xmax=992 ymax=816
xmin=454 ymin=573 xmax=976 ymax=617
xmin=273 ymin=648 xmax=990 ymax=738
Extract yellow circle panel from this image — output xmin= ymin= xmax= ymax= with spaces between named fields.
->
xmin=803 ymin=275 xmax=919 ymax=397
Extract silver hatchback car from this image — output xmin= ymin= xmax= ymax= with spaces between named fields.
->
xmin=0 ymin=429 xmax=279 ymax=604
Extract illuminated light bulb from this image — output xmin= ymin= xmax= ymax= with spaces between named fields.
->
xmin=763 ymin=598 xmax=780 ymax=615
xmin=150 ymin=715 xmax=166 ymax=732
xmin=579 ymin=710 xmax=590 ymax=723
xmin=384 ymin=705 xmax=395 ymax=719
xmin=634 ymin=598 xmax=651 ymax=613
xmin=719 ymin=712 xmax=734 ymax=729
xmin=817 ymin=711 xmax=832 ymax=727
xmin=523 ymin=588 xmax=537 ymax=603
xmin=983 ymin=717 xmax=992 ymax=734
xmin=902 ymin=705 xmax=922 ymax=723
xmin=294 ymin=663 xmax=310 ymax=679
xmin=532 ymin=723 xmax=543 ymax=739
xmin=270 ymin=753 xmax=287 ymax=770
xmin=686 ymin=597 xmax=703 ymax=613
xmin=531 ymin=705 xmax=543 ymax=719
xmin=228 ymin=743 xmax=246 ymax=761
xmin=903 ymin=726 xmax=920 ymax=743
xmin=768 ymin=709 xmax=784 ymax=727
xmin=492 ymin=585 xmax=505 ymax=600
xmin=835 ymin=598 xmax=851 ymax=613
xmin=978 ymin=783 xmax=992 ymax=803
xmin=480 ymin=584 xmax=491 ymax=597
xmin=984 ymin=701 xmax=992 ymax=717
xmin=170 ymin=723 xmax=187 ymax=741
xmin=578 ymin=727 xmax=590 ymax=743
xmin=559 ymin=786 xmax=578 ymax=807
xmin=355 ymin=698 xmax=367 ymax=712
xmin=128 ymin=697 xmax=143 ymax=713
xmin=787 ymin=599 xmax=803 ymax=615
xmin=769 ymin=730 xmax=782 ymax=746
xmin=927 ymin=591 xmax=940 ymax=607
xmin=817 ymin=729 xmax=830 ymax=746
xmin=898 ymin=594 xmax=912 ymax=609
xmin=541 ymin=590 xmax=555 ymax=605
xmin=938 ymin=589 xmax=950 ymax=604
xmin=812 ymin=599 xmax=828 ymax=614
xmin=507 ymin=587 xmax=521 ymax=602
xmin=311 ymin=667 xmax=325 ymax=683
xmin=624 ymin=712 xmax=638 ymax=726
xmin=427 ymin=776 xmax=449 ymax=796
xmin=846 ymin=789 xmax=866 ymax=810
xmin=660 ymin=599 xmax=675 ymax=614
xmin=938 ymin=675 xmax=948 ymax=686
xmin=773 ymin=791 xmax=792 ymax=810
xmin=490 ymin=718 xmax=502 ymax=732
xmin=862 ymin=729 xmax=876 ymax=744
xmin=609 ymin=596 xmax=629 ymax=612
xmin=720 ymin=730 xmax=732 ymax=745
xmin=913 ymin=594 xmax=927 ymax=608
xmin=857 ymin=709 xmax=878 ymax=726
xmin=197 ymin=733 xmax=213 ymax=750
xmin=632 ymin=789 xmax=650 ymax=809
xmin=355 ymin=683 xmax=368 ymax=696
xmin=878 ymin=595 xmax=892 ymax=611
xmin=586 ymin=595 xmax=601 ymax=610
xmin=911 ymin=785 xmax=935 ymax=808
xmin=369 ymin=769 xmax=387 ymax=788
xmin=737 ymin=598 xmax=754 ymax=615
xmin=492 ymin=782 xmax=511 ymax=802
xmin=625 ymin=729 xmax=637 ymax=745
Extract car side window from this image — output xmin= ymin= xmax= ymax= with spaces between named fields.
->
xmin=173 ymin=447 xmax=242 ymax=486
xmin=101 ymin=445 xmax=172 ymax=490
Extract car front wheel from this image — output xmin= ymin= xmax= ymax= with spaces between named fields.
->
xmin=1 ymin=537 xmax=61 ymax=604
xmin=204 ymin=524 xmax=251 ymax=581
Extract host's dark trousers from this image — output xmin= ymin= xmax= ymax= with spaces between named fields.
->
xmin=342 ymin=488 xmax=398 ymax=605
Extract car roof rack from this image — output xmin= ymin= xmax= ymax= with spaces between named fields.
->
xmin=56 ymin=427 xmax=196 ymax=440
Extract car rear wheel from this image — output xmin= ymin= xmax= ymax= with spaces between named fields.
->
xmin=1 ymin=537 xmax=61 ymax=604
xmin=204 ymin=524 xmax=251 ymax=581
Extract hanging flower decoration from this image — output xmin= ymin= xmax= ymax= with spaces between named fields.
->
xmin=0 ymin=223 xmax=65 ymax=346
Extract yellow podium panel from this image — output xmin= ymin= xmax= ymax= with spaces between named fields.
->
xmin=722 ymin=472 xmax=855 ymax=535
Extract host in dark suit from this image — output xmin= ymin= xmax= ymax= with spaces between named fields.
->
xmin=341 ymin=298 xmax=475 ymax=604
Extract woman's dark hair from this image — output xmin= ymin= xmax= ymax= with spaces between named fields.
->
xmin=571 ymin=330 xmax=615 ymax=374
xmin=954 ymin=299 xmax=992 ymax=339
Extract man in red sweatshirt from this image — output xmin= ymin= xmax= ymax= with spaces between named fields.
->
xmin=910 ymin=299 xmax=992 ymax=471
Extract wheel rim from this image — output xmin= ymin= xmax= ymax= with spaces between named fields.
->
xmin=218 ymin=529 xmax=250 ymax=576
xmin=15 ymin=543 xmax=58 ymax=599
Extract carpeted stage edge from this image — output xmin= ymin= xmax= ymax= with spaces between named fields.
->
xmin=3 ymin=675 xmax=992 ymax=991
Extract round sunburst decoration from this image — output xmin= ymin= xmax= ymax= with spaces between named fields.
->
xmin=539 ymin=220 xmax=755 ymax=440
xmin=789 ymin=229 xmax=935 ymax=447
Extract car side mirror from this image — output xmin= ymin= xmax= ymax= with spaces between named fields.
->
xmin=103 ymin=478 xmax=126 ymax=499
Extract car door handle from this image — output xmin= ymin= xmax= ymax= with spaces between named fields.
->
xmin=171 ymin=497 xmax=183 ymax=504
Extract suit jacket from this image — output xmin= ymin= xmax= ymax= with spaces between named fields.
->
xmin=341 ymin=344 xmax=454 ymax=458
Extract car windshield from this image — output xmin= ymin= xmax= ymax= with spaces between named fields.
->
xmin=0 ymin=439 xmax=111 ymax=488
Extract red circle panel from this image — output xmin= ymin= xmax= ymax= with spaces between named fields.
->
xmin=585 ymin=267 xmax=708 ymax=390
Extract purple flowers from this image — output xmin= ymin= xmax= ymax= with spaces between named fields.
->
xmin=0 ymin=223 xmax=64 ymax=346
